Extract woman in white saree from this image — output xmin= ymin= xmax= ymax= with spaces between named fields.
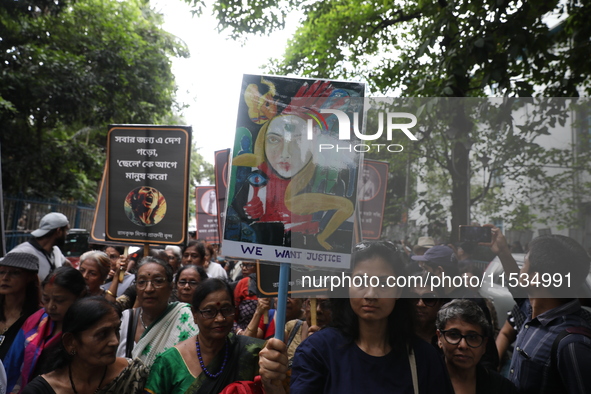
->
xmin=117 ymin=256 xmax=198 ymax=366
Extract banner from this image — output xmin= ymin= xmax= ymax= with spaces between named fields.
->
xmin=195 ymin=186 xmax=219 ymax=243
xmin=222 ymin=75 xmax=365 ymax=268
xmin=105 ymin=125 xmax=191 ymax=245
xmin=359 ymin=159 xmax=389 ymax=240
xmin=214 ymin=149 xmax=230 ymax=244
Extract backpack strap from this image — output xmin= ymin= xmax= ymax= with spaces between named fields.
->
xmin=548 ymin=326 xmax=591 ymax=391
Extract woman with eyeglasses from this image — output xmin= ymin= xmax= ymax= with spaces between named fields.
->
xmin=0 ymin=253 xmax=41 ymax=361
xmin=116 ymin=257 xmax=198 ymax=367
xmin=436 ymin=299 xmax=517 ymax=394
xmin=259 ymin=241 xmax=452 ymax=394
xmin=175 ymin=265 xmax=208 ymax=304
xmin=144 ymin=278 xmax=265 ymax=394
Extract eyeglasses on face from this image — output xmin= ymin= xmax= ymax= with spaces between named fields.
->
xmin=199 ymin=306 xmax=235 ymax=319
xmin=136 ymin=277 xmax=168 ymax=290
xmin=178 ymin=280 xmax=199 ymax=288
xmin=440 ymin=329 xmax=485 ymax=348
xmin=411 ymin=294 xmax=440 ymax=307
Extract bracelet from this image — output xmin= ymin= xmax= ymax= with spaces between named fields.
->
xmin=105 ymin=290 xmax=116 ymax=297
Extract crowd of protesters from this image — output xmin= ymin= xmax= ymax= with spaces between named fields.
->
xmin=0 ymin=212 xmax=589 ymax=393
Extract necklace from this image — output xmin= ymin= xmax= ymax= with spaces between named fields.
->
xmin=69 ymin=363 xmax=108 ymax=394
xmin=195 ymin=336 xmax=229 ymax=378
xmin=139 ymin=310 xmax=147 ymax=330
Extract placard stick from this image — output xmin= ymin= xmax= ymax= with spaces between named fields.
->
xmin=274 ymin=263 xmax=290 ymax=342
xmin=119 ymin=246 xmax=128 ymax=282
xmin=310 ymin=298 xmax=317 ymax=327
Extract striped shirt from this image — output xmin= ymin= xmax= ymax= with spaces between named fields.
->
xmin=509 ymin=299 xmax=591 ymax=394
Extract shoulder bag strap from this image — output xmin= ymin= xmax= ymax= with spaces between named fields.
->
xmin=126 ymin=308 xmax=140 ymax=358
xmin=286 ymin=320 xmax=304 ymax=348
xmin=408 ymin=347 xmax=419 ymax=394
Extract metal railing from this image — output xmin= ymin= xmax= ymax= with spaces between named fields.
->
xmin=3 ymin=194 xmax=94 ymax=251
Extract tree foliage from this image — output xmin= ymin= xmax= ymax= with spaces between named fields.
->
xmin=1 ymin=0 xmax=189 ymax=203
xmin=189 ymin=0 xmax=591 ymax=240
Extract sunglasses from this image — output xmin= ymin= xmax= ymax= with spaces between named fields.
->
xmin=411 ymin=294 xmax=440 ymax=307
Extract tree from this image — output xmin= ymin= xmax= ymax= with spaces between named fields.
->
xmin=1 ymin=0 xmax=188 ymax=203
xmin=187 ymin=0 xmax=591 ymax=241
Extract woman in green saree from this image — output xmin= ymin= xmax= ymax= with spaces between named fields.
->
xmin=144 ymin=278 xmax=265 ymax=394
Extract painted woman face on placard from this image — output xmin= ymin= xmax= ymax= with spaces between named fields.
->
xmin=264 ymin=114 xmax=313 ymax=179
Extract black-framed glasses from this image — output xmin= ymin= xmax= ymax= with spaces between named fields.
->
xmin=440 ymin=329 xmax=485 ymax=348
xmin=411 ymin=294 xmax=440 ymax=307
xmin=136 ymin=277 xmax=168 ymax=290
xmin=242 ymin=263 xmax=256 ymax=268
xmin=178 ymin=280 xmax=199 ymax=288
xmin=199 ymin=306 xmax=235 ymax=319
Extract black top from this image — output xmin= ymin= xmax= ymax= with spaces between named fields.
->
xmin=21 ymin=376 xmax=55 ymax=394
xmin=0 ymin=314 xmax=28 ymax=361
xmin=475 ymin=364 xmax=519 ymax=394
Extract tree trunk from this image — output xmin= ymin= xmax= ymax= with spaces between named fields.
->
xmin=449 ymin=136 xmax=471 ymax=243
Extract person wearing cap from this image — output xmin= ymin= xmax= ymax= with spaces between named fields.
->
xmin=412 ymin=245 xmax=465 ymax=295
xmin=408 ymin=237 xmax=436 ymax=274
xmin=412 ymin=236 xmax=435 ymax=257
xmin=10 ymin=212 xmax=69 ymax=281
xmin=0 ymin=253 xmax=41 ymax=360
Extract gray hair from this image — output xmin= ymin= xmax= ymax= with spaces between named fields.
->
xmin=435 ymin=299 xmax=491 ymax=337
xmin=165 ymin=245 xmax=182 ymax=261
xmin=137 ymin=256 xmax=174 ymax=283
xmin=79 ymin=250 xmax=111 ymax=281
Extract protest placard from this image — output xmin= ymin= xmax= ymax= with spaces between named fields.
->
xmin=105 ymin=125 xmax=191 ymax=245
xmin=195 ymin=186 xmax=219 ymax=243
xmin=359 ymin=159 xmax=389 ymax=240
xmin=222 ymin=75 xmax=365 ymax=269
